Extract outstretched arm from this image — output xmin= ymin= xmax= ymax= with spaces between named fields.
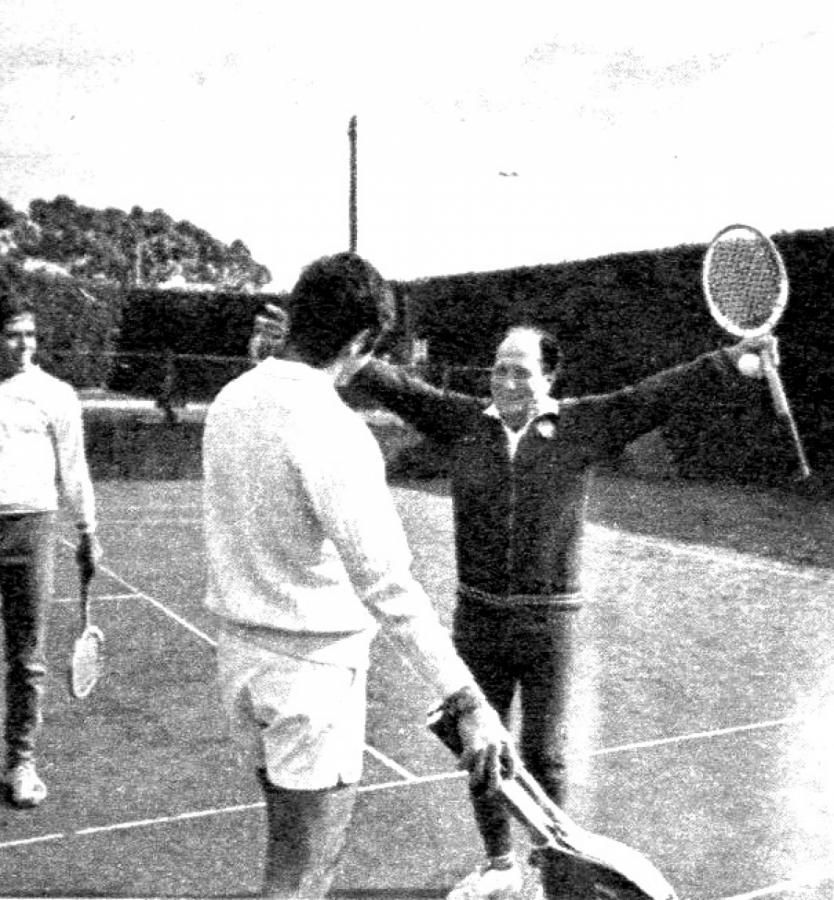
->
xmin=570 ymin=335 xmax=775 ymax=460
xmin=349 ymin=358 xmax=487 ymax=445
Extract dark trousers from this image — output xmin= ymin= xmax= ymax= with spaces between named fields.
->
xmin=453 ymin=596 xmax=578 ymax=860
xmin=0 ymin=513 xmax=55 ymax=768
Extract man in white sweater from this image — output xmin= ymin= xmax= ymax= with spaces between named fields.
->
xmin=203 ymin=253 xmax=513 ymax=899
xmin=0 ymin=267 xmax=101 ymax=807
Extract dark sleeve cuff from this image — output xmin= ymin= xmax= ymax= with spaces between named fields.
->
xmin=440 ymin=684 xmax=483 ymax=717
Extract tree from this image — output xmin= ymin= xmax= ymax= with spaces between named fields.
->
xmin=0 ymin=198 xmax=16 ymax=230
xmin=18 ymin=195 xmax=271 ymax=290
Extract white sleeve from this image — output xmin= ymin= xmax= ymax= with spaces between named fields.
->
xmin=292 ymin=412 xmax=475 ymax=702
xmin=51 ymin=386 xmax=97 ymax=532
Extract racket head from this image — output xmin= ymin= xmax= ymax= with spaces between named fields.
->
xmin=538 ymin=836 xmax=678 ymax=900
xmin=702 ymin=223 xmax=788 ymax=337
xmin=510 ymin=768 xmax=679 ymax=900
xmin=69 ymin=625 xmax=105 ymax=699
xmin=428 ymin=707 xmax=678 ymax=899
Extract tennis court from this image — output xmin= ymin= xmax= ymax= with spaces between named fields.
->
xmin=0 ymin=473 xmax=831 ymax=899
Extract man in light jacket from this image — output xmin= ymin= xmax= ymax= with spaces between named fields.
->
xmin=203 ymin=252 xmax=514 ymax=899
xmin=0 ymin=265 xmax=101 ymax=808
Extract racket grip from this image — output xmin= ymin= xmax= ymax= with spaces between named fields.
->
xmin=760 ymin=351 xmax=790 ymax=417
xmin=760 ymin=350 xmax=812 ymax=479
xmin=79 ymin=578 xmax=91 ymax=629
xmin=787 ymin=425 xmax=812 ymax=479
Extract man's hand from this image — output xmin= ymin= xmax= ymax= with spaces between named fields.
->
xmin=453 ymin=691 xmax=516 ymax=795
xmin=726 ymin=333 xmax=779 ymax=377
xmin=76 ymin=532 xmax=103 ymax=584
xmin=249 ymin=303 xmax=288 ymax=364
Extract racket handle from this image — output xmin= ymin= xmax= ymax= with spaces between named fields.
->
xmin=80 ymin=577 xmax=92 ymax=629
xmin=760 ymin=350 xmax=812 ymax=479
xmin=760 ymin=347 xmax=789 ymax=416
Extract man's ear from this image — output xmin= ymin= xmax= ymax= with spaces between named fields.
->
xmin=544 ymin=365 xmax=561 ymax=396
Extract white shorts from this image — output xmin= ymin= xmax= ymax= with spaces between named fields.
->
xmin=216 ymin=626 xmax=370 ymax=790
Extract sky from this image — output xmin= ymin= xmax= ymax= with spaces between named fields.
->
xmin=1 ymin=1 xmax=833 ymax=290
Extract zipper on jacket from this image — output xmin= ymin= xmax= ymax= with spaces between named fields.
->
xmin=506 ymin=455 xmax=516 ymax=591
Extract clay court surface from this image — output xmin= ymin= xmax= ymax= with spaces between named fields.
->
xmin=0 ymin=474 xmax=831 ymax=899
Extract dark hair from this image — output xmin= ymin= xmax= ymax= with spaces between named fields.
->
xmin=0 ymin=264 xmax=34 ymax=328
xmin=287 ymin=253 xmax=394 ymax=366
xmin=502 ymin=325 xmax=563 ymax=377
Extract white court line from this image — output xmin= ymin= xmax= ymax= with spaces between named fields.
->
xmin=46 ymin=525 xmax=819 ymax=858
xmin=364 ymin=745 xmax=417 ymax=780
xmin=0 ymin=771 xmax=455 ymax=850
xmin=94 ymin=565 xmax=218 ymax=647
xmin=74 ymin=801 xmax=264 ymax=836
xmin=0 ymin=711 xmax=802 ymax=852
xmin=100 ymin=518 xmax=201 ymax=526
xmin=41 ymin=768 xmax=456 ymax=845
xmin=582 ymin=715 xmax=802 ymax=757
xmin=56 ymin=538 xmax=417 ymax=782
xmin=588 ymin=523 xmax=834 ymax=583
xmin=720 ymin=868 xmax=834 ymax=899
xmin=57 ymin=518 xmax=825 ymax=782
xmin=98 ymin=498 xmax=833 ymax=580
xmin=64 ymin=770 xmax=461 ymax=841
xmin=53 ymin=592 xmax=137 ymax=604
xmin=57 ymin=538 xmax=217 ymax=647
xmin=361 ymin=770 xmax=464 ymax=793
xmin=1 ymin=771 xmax=455 ymax=849
xmin=4 ymin=813 xmax=829 ymax=900
xmin=0 ymin=833 xmax=66 ymax=849
xmin=98 ymin=504 xmax=202 ymax=513
xmin=98 ymin=496 xmax=833 ymax=580
xmin=0 ymin=771 xmax=447 ymax=849
xmin=32 ymin=511 xmax=827 ymax=894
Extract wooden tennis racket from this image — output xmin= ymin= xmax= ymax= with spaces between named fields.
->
xmin=68 ymin=574 xmax=104 ymax=699
xmin=428 ymin=707 xmax=678 ymax=900
xmin=702 ymin=223 xmax=811 ymax=478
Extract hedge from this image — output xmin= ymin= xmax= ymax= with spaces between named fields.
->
xmin=392 ymin=229 xmax=834 ymax=487
xmin=19 ymin=271 xmax=123 ymax=388
xmin=14 ymin=227 xmax=834 ymax=488
xmin=107 ymin=287 xmax=287 ymax=400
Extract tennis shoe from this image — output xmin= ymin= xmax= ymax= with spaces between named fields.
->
xmin=7 ymin=761 xmax=47 ymax=808
xmin=446 ymin=861 xmax=523 ymax=900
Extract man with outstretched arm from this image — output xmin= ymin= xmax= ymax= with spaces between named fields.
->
xmin=202 ymin=253 xmax=514 ymax=899
xmin=346 ymin=322 xmax=775 ymax=900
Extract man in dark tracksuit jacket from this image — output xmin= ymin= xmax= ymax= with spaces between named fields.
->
xmin=351 ymin=325 xmax=769 ymax=900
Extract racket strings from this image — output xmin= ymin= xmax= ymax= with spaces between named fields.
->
xmin=707 ymin=240 xmax=783 ymax=331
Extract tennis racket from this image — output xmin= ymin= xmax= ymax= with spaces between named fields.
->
xmin=428 ymin=707 xmax=679 ymax=900
xmin=68 ymin=574 xmax=105 ymax=699
xmin=702 ymin=223 xmax=811 ymax=478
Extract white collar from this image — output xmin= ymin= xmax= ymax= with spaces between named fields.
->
xmin=254 ymin=356 xmax=337 ymax=389
xmin=485 ymin=398 xmax=560 ymax=459
xmin=484 ymin=397 xmax=560 ymax=423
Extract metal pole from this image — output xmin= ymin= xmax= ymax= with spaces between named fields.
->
xmin=348 ymin=115 xmax=357 ymax=252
